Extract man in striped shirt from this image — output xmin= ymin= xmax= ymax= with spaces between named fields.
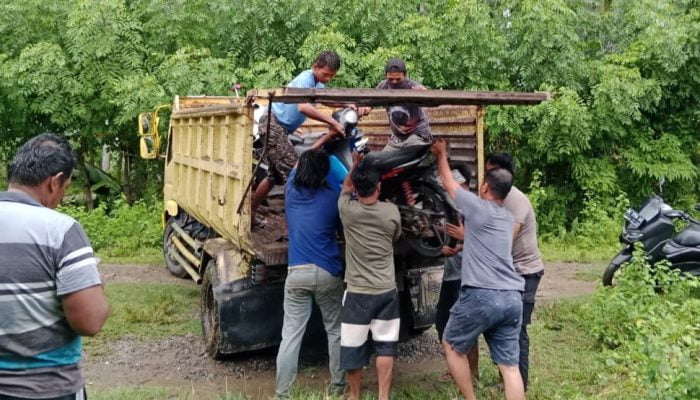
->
xmin=0 ymin=134 xmax=109 ymax=400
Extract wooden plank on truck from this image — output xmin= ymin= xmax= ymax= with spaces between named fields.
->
xmin=248 ymin=88 xmax=551 ymax=106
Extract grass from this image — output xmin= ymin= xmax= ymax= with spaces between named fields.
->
xmin=85 ymin=282 xmax=200 ymax=355
xmin=540 ymin=239 xmax=619 ymax=264
xmin=99 ymin=248 xmax=164 ymax=265
xmin=87 ymin=260 xmax=628 ymax=399
xmin=92 ymin=387 xmax=249 ymax=400
xmin=88 ymin=295 xmax=636 ymax=399
xmin=573 ymin=264 xmax=605 ymax=282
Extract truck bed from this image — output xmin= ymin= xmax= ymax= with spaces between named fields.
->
xmin=251 ymin=194 xmax=289 ymax=266
xmin=250 ymin=105 xmax=481 ymax=267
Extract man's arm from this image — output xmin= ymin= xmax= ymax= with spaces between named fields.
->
xmin=430 ymin=138 xmax=459 ymax=199
xmin=310 ymin=127 xmax=341 ymax=150
xmin=62 ymin=285 xmax=109 ymax=336
xmin=55 ymin=223 xmax=109 ymax=337
xmin=513 ymin=223 xmax=523 ymax=240
xmin=341 ymin=151 xmax=364 ymax=195
xmin=298 ymin=103 xmax=345 ymax=134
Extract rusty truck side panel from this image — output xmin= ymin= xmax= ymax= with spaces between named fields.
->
xmin=163 ymin=99 xmax=253 ymax=255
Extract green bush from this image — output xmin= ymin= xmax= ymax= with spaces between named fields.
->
xmin=581 ymin=247 xmax=700 ymax=399
xmin=61 ymin=199 xmax=162 ymax=257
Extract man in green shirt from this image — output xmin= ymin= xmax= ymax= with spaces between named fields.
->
xmin=338 ymin=155 xmax=401 ymax=400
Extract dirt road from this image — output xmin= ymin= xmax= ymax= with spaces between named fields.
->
xmin=85 ymin=262 xmax=601 ymax=398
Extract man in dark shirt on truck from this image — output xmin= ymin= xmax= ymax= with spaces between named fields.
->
xmin=372 ymin=58 xmax=433 ymax=151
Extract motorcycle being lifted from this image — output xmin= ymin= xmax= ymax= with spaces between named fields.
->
xmin=289 ymin=108 xmax=461 ymax=258
xmin=603 ymin=194 xmax=700 ymax=286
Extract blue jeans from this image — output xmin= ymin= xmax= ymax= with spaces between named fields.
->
xmin=444 ymin=287 xmax=522 ymax=366
xmin=275 ymin=264 xmax=345 ymax=398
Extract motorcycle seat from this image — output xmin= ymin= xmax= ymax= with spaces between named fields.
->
xmin=362 ymin=144 xmax=431 ymax=172
xmin=671 ymin=224 xmax=700 ymax=247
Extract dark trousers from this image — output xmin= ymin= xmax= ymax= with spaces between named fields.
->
xmin=435 ymin=279 xmax=461 ymax=342
xmin=520 ymin=271 xmax=543 ymax=391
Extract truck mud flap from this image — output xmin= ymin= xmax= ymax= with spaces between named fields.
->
xmin=209 ymin=278 xmax=325 ymax=355
xmin=403 ymin=265 xmax=443 ymax=330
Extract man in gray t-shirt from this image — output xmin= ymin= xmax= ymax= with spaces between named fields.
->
xmin=0 ymin=134 xmax=109 ymax=400
xmin=431 ymin=139 xmax=525 ymax=400
xmin=486 ymin=152 xmax=544 ymax=391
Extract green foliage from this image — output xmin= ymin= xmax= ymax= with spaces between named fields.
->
xmin=581 ymin=247 xmax=700 ymax=399
xmin=60 ymin=199 xmax=162 ymax=257
xmin=0 ymin=0 xmax=697 ymax=235
xmin=85 ymin=281 xmax=200 ymax=355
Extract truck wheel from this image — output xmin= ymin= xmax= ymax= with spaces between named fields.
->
xmin=163 ymin=214 xmax=189 ymax=279
xmin=201 ymin=263 xmax=226 ymax=359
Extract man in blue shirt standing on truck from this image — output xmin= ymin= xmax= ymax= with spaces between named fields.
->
xmin=252 ymin=51 xmax=348 ymax=222
xmin=275 ymin=148 xmax=345 ymax=399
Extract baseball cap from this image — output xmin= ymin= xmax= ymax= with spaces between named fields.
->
xmin=385 ymin=58 xmax=407 ymax=73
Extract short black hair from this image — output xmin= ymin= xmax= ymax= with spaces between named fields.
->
xmin=295 ymin=148 xmax=330 ymax=190
xmin=484 ymin=168 xmax=513 ymax=200
xmin=8 ymin=133 xmax=77 ymax=186
xmin=351 ymin=165 xmax=380 ymax=198
xmin=314 ymin=51 xmax=341 ymax=71
xmin=385 ymin=58 xmax=407 ymax=73
xmin=485 ymin=152 xmax=515 ymax=175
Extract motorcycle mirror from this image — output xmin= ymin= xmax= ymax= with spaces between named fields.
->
xmin=658 ymin=176 xmax=666 ymax=194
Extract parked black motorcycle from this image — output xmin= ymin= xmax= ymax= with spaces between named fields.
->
xmin=289 ymin=108 xmax=460 ymax=258
xmin=603 ymin=195 xmax=700 ymax=286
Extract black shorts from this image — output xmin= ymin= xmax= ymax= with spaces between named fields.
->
xmin=340 ymin=289 xmax=400 ymax=370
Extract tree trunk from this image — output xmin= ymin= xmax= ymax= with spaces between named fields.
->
xmin=101 ymin=144 xmax=110 ymax=171
xmin=123 ymin=150 xmax=135 ymax=206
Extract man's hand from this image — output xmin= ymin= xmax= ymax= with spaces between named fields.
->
xmin=446 ymin=221 xmax=465 ymax=241
xmin=431 ymin=138 xmax=448 ymax=158
xmin=442 ymin=244 xmax=463 ymax=257
xmin=358 ymin=106 xmax=372 ymax=117
xmin=331 ymin=120 xmax=346 ymax=137
xmin=432 ymin=138 xmax=458 ymax=199
xmin=351 ymin=150 xmax=364 ymax=166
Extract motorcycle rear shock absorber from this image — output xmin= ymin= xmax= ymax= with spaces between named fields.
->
xmin=402 ymin=181 xmax=416 ymax=206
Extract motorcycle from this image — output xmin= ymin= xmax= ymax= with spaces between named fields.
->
xmin=603 ymin=193 xmax=700 ymax=286
xmin=289 ymin=108 xmax=460 ymax=258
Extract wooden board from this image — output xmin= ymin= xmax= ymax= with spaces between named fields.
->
xmin=247 ymin=88 xmax=550 ymax=107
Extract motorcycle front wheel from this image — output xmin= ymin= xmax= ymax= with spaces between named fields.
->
xmin=401 ymin=183 xmax=460 ymax=258
xmin=602 ymin=248 xmax=633 ymax=286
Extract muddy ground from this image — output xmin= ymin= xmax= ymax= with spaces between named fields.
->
xmin=85 ymin=262 xmax=601 ymax=398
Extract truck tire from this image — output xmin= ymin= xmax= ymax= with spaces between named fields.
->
xmin=163 ymin=214 xmax=189 ymax=279
xmin=201 ymin=262 xmax=226 ymax=359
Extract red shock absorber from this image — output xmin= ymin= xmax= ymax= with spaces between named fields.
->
xmin=402 ymin=181 xmax=416 ymax=206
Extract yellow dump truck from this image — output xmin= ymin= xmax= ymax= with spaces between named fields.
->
xmin=138 ymin=88 xmax=548 ymax=358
